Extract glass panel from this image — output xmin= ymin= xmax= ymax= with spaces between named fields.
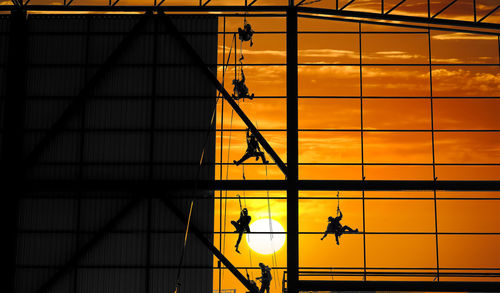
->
xmin=434 ymin=99 xmax=500 ymax=130
xmin=299 ymin=65 xmax=360 ymax=96
xmin=434 ymin=132 xmax=500 ymax=164
xmin=299 ymin=34 xmax=359 ymax=64
xmin=363 ymin=98 xmax=431 ymax=130
xmin=431 ymin=32 xmax=499 ymax=64
xmin=362 ymin=66 xmax=430 ymax=97
xmin=365 ymin=200 xmax=436 ymax=233
xmin=437 ymin=200 xmax=500 ymax=233
xmin=432 ymin=66 xmax=500 ymax=97
xmin=362 ymin=34 xmax=429 ymax=64
xmin=366 ymin=235 xmax=437 ymax=268
xmin=439 ymin=235 xmax=500 ymax=268
xmin=299 ymin=131 xmax=361 ymax=163
xmin=363 ymin=132 xmax=433 ymax=163
xmin=299 ymin=98 xmax=360 ymax=129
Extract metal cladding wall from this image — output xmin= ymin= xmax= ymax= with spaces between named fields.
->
xmin=2 ymin=14 xmax=217 ymax=293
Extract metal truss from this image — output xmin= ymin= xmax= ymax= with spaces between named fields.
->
xmin=1 ymin=3 xmax=499 ymax=31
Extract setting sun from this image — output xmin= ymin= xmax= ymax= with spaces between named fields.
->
xmin=247 ymin=218 xmax=286 ymax=255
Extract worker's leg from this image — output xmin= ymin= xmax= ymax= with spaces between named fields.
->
xmin=320 ymin=231 xmax=329 ymax=240
xmin=335 ymin=232 xmax=340 ymax=245
xmin=234 ymin=152 xmax=252 ymax=166
xmin=255 ymin=152 xmax=268 ymax=164
xmin=231 ymin=220 xmax=240 ymax=232
xmin=341 ymin=225 xmax=358 ymax=233
xmin=236 ymin=231 xmax=243 ymax=247
xmin=259 ymin=282 xmax=266 ymax=293
xmin=235 ymin=232 xmax=243 ymax=253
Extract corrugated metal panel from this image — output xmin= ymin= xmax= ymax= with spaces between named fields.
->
xmin=28 ymin=35 xmax=86 ymax=65
xmin=80 ymin=233 xmax=147 ymax=266
xmin=18 ymin=198 xmax=77 ymax=231
xmin=150 ymin=269 xmax=212 ymax=293
xmin=16 ymin=269 xmax=73 ymax=293
xmin=17 ymin=234 xmax=76 ymax=266
xmin=85 ymin=99 xmax=151 ymax=128
xmin=26 ymin=67 xmax=85 ymax=97
xmin=28 ymin=14 xmax=87 ymax=33
xmin=77 ymin=269 xmax=145 ymax=293
xmin=14 ymin=14 xmax=217 ymax=293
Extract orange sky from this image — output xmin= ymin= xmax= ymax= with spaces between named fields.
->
xmin=212 ymin=9 xmax=500 ymax=293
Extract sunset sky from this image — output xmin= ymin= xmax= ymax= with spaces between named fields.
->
xmin=209 ymin=2 xmax=499 ymax=292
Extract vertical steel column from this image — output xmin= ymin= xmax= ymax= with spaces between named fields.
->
xmin=3 ymin=9 xmax=27 ymax=293
xmin=218 ymin=16 xmax=226 ymax=292
xmin=428 ymin=27 xmax=440 ymax=282
xmin=286 ymin=2 xmax=299 ymax=293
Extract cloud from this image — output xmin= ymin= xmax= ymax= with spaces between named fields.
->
xmin=432 ymin=33 xmax=497 ymax=41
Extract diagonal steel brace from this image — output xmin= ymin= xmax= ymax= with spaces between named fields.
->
xmin=158 ymin=11 xmax=288 ymax=178
xmin=160 ymin=197 xmax=259 ymax=293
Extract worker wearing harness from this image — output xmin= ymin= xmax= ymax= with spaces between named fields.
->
xmin=234 ymin=129 xmax=268 ymax=166
xmin=320 ymin=210 xmax=359 ymax=245
xmin=232 ymin=69 xmax=254 ymax=101
xmin=256 ymin=262 xmax=272 ymax=293
xmin=238 ymin=22 xmax=254 ymax=47
xmin=231 ymin=207 xmax=251 ymax=254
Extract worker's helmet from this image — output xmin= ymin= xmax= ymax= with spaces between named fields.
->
xmin=232 ymin=79 xmax=238 ymax=85
xmin=242 ymin=208 xmax=248 ymax=214
xmin=328 ymin=216 xmax=334 ymax=221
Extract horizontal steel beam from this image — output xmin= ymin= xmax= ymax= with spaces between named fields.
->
xmin=0 ymin=5 xmax=498 ymax=30
xmin=297 ymin=280 xmax=500 ymax=292
xmin=22 ymin=180 xmax=500 ymax=192
xmin=298 ymin=6 xmax=500 ymax=30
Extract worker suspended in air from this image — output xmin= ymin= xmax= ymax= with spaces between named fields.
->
xmin=231 ymin=207 xmax=251 ymax=254
xmin=256 ymin=263 xmax=272 ymax=293
xmin=238 ymin=22 xmax=254 ymax=47
xmin=232 ymin=69 xmax=254 ymax=101
xmin=234 ymin=129 xmax=268 ymax=166
xmin=320 ymin=210 xmax=358 ymax=245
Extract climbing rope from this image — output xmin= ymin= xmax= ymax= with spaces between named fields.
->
xmin=337 ymin=190 xmax=341 ymax=216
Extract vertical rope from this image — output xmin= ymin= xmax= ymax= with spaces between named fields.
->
xmin=359 ymin=21 xmax=368 ymax=282
xmin=428 ymin=26 xmax=440 ymax=282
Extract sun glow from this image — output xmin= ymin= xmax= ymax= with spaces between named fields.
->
xmin=246 ymin=218 xmax=286 ymax=255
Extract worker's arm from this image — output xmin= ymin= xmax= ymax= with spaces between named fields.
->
xmin=338 ymin=210 xmax=343 ymax=220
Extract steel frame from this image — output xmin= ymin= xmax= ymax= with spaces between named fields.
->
xmin=3 ymin=2 xmax=500 ymax=293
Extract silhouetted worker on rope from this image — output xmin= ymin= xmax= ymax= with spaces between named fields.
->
xmin=320 ymin=209 xmax=358 ymax=245
xmin=256 ymin=262 xmax=272 ymax=293
xmin=234 ymin=129 xmax=269 ymax=166
xmin=231 ymin=207 xmax=251 ymax=254
xmin=232 ymin=69 xmax=254 ymax=101
xmin=238 ymin=22 xmax=254 ymax=47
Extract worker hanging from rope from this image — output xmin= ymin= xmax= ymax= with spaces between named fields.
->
xmin=238 ymin=18 xmax=254 ymax=47
xmin=232 ymin=67 xmax=254 ymax=101
xmin=256 ymin=262 xmax=272 ymax=293
xmin=234 ymin=128 xmax=269 ymax=166
xmin=231 ymin=206 xmax=252 ymax=254
xmin=320 ymin=191 xmax=359 ymax=245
